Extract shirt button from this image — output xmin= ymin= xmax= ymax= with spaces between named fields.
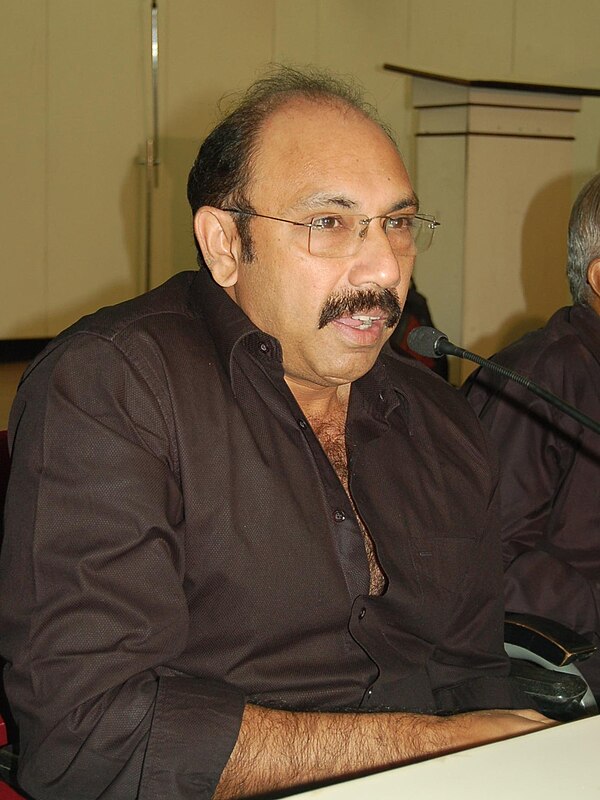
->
xmin=259 ymin=342 xmax=269 ymax=353
xmin=333 ymin=510 xmax=346 ymax=522
xmin=298 ymin=419 xmax=307 ymax=429
xmin=378 ymin=391 xmax=384 ymax=401
xmin=358 ymin=607 xmax=366 ymax=620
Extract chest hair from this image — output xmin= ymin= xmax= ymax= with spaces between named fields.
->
xmin=308 ymin=414 xmax=386 ymax=596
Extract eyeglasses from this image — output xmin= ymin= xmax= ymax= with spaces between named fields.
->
xmin=222 ymin=208 xmax=440 ymax=258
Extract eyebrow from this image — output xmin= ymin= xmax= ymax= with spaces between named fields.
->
xmin=293 ymin=192 xmax=420 ymax=214
xmin=294 ymin=194 xmax=357 ymax=211
xmin=389 ymin=196 xmax=420 ymax=213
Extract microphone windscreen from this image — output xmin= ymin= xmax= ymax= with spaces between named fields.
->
xmin=407 ymin=326 xmax=447 ymax=359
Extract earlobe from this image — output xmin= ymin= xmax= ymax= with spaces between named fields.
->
xmin=193 ymin=207 xmax=240 ymax=287
xmin=587 ymin=258 xmax=600 ymax=301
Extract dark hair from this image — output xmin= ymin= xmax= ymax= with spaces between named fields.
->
xmin=567 ymin=172 xmax=600 ymax=305
xmin=186 ymin=64 xmax=396 ymax=265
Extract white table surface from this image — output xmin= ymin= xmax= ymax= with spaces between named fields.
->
xmin=294 ymin=714 xmax=600 ymax=799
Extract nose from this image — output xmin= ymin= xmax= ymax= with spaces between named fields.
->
xmin=347 ymin=220 xmax=411 ymax=290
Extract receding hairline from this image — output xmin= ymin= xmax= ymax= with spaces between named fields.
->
xmin=215 ymin=64 xmax=393 ymax=131
xmin=185 ymin=65 xmax=404 ymax=261
xmin=260 ymin=91 xmax=394 ymax=131
xmin=240 ymin=94 xmax=404 ymax=203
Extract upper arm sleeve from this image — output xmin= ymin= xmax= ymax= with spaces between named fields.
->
xmin=463 ymin=367 xmax=568 ymax=563
xmin=1 ymin=335 xmax=244 ymax=799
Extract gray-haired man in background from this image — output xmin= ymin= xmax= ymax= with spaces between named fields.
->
xmin=465 ymin=173 xmax=600 ymax=700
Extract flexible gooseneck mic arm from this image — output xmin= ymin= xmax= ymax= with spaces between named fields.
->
xmin=407 ymin=326 xmax=600 ymax=436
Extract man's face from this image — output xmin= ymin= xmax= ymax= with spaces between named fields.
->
xmin=225 ymin=98 xmax=416 ymax=392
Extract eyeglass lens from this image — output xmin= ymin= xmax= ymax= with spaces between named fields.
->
xmin=307 ymin=215 xmax=435 ymax=258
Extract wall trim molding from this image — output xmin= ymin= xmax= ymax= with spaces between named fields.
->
xmin=383 ymin=64 xmax=600 ymax=97
xmin=0 ymin=339 xmax=50 ymax=363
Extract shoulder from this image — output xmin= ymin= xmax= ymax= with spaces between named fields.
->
xmin=492 ymin=307 xmax=587 ymax=375
xmin=467 ymin=306 xmax=595 ymax=403
xmin=463 ymin=306 xmax=600 ymax=435
xmin=22 ymin=272 xmax=205 ymax=377
xmin=13 ymin=272 xmax=217 ymax=440
xmin=12 ymin=274 xmax=208 ymax=458
xmin=55 ymin=270 xmax=198 ymax=344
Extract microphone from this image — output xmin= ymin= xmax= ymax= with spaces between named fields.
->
xmin=407 ymin=326 xmax=600 ymax=436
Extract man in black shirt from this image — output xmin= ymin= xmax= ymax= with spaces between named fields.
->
xmin=464 ymin=173 xmax=600 ymax=699
xmin=0 ymin=67 xmax=549 ymax=800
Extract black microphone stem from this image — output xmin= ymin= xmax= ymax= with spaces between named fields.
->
xmin=437 ymin=338 xmax=600 ymax=436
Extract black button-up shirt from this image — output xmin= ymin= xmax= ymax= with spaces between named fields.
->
xmin=0 ymin=269 xmax=523 ymax=799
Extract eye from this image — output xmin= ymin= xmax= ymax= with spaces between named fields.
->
xmin=385 ymin=215 xmax=415 ymax=231
xmin=311 ymin=215 xmax=345 ymax=231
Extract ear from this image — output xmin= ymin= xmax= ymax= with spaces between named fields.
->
xmin=587 ymin=257 xmax=600 ymax=301
xmin=193 ymin=207 xmax=241 ymax=287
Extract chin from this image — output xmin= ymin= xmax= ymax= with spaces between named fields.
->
xmin=321 ymin=353 xmax=381 ymax=386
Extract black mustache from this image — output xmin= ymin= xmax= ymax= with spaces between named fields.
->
xmin=318 ymin=289 xmax=402 ymax=330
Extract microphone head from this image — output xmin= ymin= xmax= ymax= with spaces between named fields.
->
xmin=407 ymin=326 xmax=449 ymax=359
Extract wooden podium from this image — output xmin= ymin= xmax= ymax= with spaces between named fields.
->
xmin=385 ymin=65 xmax=600 ymax=382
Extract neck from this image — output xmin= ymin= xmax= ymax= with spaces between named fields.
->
xmin=588 ymin=296 xmax=600 ymax=316
xmin=284 ymin=377 xmax=351 ymax=424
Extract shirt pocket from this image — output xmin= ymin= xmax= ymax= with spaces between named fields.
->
xmin=411 ymin=535 xmax=478 ymax=597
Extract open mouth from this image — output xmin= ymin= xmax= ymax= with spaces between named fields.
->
xmin=318 ymin=289 xmax=402 ymax=330
xmin=351 ymin=314 xmax=382 ymax=330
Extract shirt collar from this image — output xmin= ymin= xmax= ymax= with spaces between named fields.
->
xmin=190 ymin=267 xmax=283 ymax=372
xmin=571 ymin=303 xmax=600 ymax=367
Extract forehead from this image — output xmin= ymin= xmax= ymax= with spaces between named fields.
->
xmin=247 ymin=97 xmax=414 ymax=211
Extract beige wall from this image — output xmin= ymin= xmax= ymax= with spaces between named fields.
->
xmin=2 ymin=0 xmax=600 ymax=342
